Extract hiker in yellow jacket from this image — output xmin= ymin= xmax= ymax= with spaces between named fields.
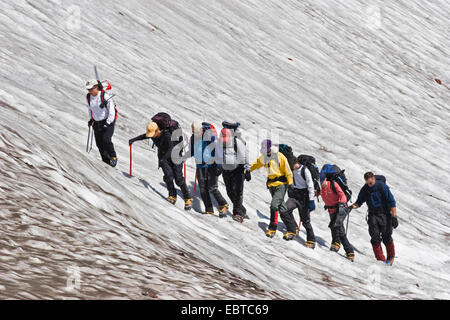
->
xmin=250 ymin=139 xmax=294 ymax=238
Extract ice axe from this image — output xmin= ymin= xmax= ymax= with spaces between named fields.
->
xmin=94 ymin=65 xmax=100 ymax=80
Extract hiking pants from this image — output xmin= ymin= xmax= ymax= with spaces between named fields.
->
xmin=160 ymin=158 xmax=191 ymax=199
xmin=93 ymin=120 xmax=116 ymax=164
xmin=222 ymin=165 xmax=246 ymax=216
xmin=197 ymin=167 xmax=227 ymax=212
xmin=283 ymin=188 xmax=315 ymax=242
xmin=329 ymin=212 xmax=353 ymax=253
xmin=268 ymin=184 xmax=288 ymax=231
xmin=368 ymin=210 xmax=393 ymax=246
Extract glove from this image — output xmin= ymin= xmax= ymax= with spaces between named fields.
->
xmin=129 ymin=138 xmax=136 ymax=145
xmin=287 ymin=186 xmax=295 ymax=198
xmin=88 ymin=119 xmax=94 ymax=127
xmin=392 ymin=216 xmax=399 ymax=229
xmin=308 ymin=200 xmax=315 ymax=212
xmin=214 ymin=165 xmax=223 ymax=176
xmin=244 ymin=170 xmax=251 ymax=182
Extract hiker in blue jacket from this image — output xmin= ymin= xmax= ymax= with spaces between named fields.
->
xmin=351 ymin=172 xmax=398 ymax=265
xmin=188 ymin=120 xmax=228 ymax=216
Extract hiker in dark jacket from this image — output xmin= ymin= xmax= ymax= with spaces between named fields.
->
xmin=129 ymin=116 xmax=193 ymax=210
xmin=187 ymin=120 xmax=228 ymax=216
xmin=351 ymin=172 xmax=398 ymax=264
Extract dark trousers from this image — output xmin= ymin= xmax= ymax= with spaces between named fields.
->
xmin=268 ymin=184 xmax=288 ymax=231
xmin=93 ymin=121 xmax=116 ymax=164
xmin=222 ymin=165 xmax=246 ymax=216
xmin=197 ymin=167 xmax=227 ymax=212
xmin=282 ymin=188 xmax=315 ymax=241
xmin=368 ymin=210 xmax=393 ymax=245
xmin=160 ymin=159 xmax=191 ymax=199
xmin=328 ymin=213 xmax=353 ymax=253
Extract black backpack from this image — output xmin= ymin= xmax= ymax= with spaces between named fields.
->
xmin=279 ymin=144 xmax=296 ymax=171
xmin=151 ymin=113 xmax=183 ymax=147
xmin=298 ymin=154 xmax=321 ymax=196
xmin=374 ymin=175 xmax=388 ymax=209
xmin=320 ymin=164 xmax=352 ymax=202
xmin=221 ymin=121 xmax=241 ymax=153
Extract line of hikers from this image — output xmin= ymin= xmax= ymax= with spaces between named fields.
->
xmin=85 ymin=80 xmax=399 ymax=265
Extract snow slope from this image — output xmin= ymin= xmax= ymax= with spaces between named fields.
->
xmin=0 ymin=0 xmax=449 ymax=299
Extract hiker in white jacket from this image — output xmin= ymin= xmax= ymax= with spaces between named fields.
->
xmin=280 ymin=156 xmax=317 ymax=247
xmin=86 ymin=79 xmax=118 ymax=167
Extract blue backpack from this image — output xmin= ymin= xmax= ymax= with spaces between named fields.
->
xmin=320 ymin=164 xmax=352 ymax=202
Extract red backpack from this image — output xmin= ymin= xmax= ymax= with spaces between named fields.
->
xmin=86 ymin=90 xmax=118 ymax=120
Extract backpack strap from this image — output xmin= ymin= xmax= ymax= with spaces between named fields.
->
xmin=330 ymin=180 xmax=338 ymax=195
xmin=301 ymin=166 xmax=306 ymax=180
xmin=378 ymin=182 xmax=388 ymax=210
xmin=87 ymin=92 xmax=106 ymax=106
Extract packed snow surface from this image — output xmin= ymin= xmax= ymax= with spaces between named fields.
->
xmin=0 ymin=0 xmax=449 ymax=299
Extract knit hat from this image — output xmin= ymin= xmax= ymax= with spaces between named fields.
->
xmin=260 ymin=139 xmax=272 ymax=154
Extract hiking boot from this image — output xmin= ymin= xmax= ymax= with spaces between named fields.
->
xmin=218 ymin=203 xmax=229 ymax=218
xmin=109 ymin=157 xmax=118 ymax=167
xmin=265 ymin=229 xmax=276 ymax=238
xmin=386 ymin=241 xmax=395 ymax=265
xmin=305 ymin=241 xmax=316 ymax=249
xmin=345 ymin=252 xmax=355 ymax=262
xmin=372 ymin=243 xmax=386 ymax=262
xmin=386 ymin=257 xmax=395 ymax=266
xmin=330 ymin=242 xmax=341 ymax=252
xmin=283 ymin=232 xmax=296 ymax=241
xmin=203 ymin=211 xmax=214 ymax=215
xmin=167 ymin=196 xmax=177 ymax=205
xmin=184 ymin=198 xmax=193 ymax=210
xmin=232 ymin=214 xmax=244 ymax=223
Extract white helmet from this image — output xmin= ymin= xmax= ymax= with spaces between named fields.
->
xmin=85 ymin=79 xmax=98 ymax=90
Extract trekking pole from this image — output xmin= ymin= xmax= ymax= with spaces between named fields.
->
xmin=184 ymin=163 xmax=186 ymax=180
xmin=86 ymin=125 xmax=94 ymax=153
xmin=86 ymin=126 xmax=91 ymax=152
xmin=345 ymin=213 xmax=350 ymax=236
xmin=88 ymin=127 xmax=93 ymax=153
xmin=129 ymin=144 xmax=133 ymax=177
xmin=193 ymin=169 xmax=197 ymax=194
xmin=345 ymin=207 xmax=352 ymax=236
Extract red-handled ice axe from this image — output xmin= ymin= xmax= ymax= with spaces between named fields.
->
xmin=129 ymin=144 xmax=133 ymax=177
